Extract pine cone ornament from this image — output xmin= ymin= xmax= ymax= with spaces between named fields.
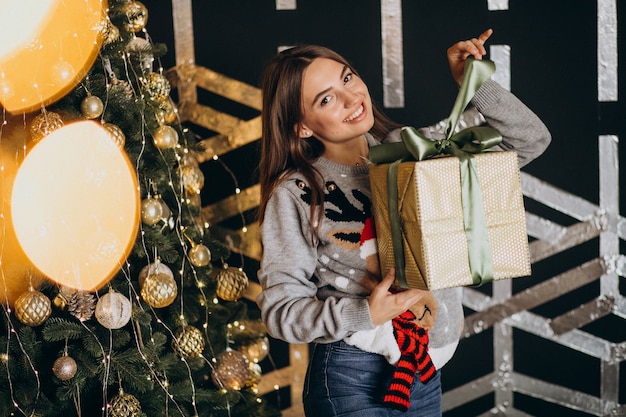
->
xmin=68 ymin=291 xmax=97 ymax=322
xmin=215 ymin=266 xmax=248 ymax=301
xmin=142 ymin=72 xmax=170 ymax=103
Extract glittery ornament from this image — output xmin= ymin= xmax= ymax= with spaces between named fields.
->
xmin=80 ymin=95 xmax=104 ymax=119
xmin=122 ymin=1 xmax=148 ymax=32
xmin=216 ymin=266 xmax=249 ymax=301
xmin=140 ymin=196 xmax=163 ymax=225
xmin=138 ymin=260 xmax=174 ymax=287
xmin=109 ymin=389 xmax=142 ymax=417
xmin=140 ymin=273 xmax=177 ymax=308
xmin=95 ymin=291 xmax=132 ymax=329
xmin=103 ymin=123 xmax=126 ymax=148
xmin=52 ymin=354 xmax=77 ymax=380
xmin=152 ymin=125 xmax=179 ymax=149
xmin=172 ymin=325 xmax=205 ymax=358
xmin=211 ymin=349 xmax=250 ymax=390
xmin=181 ymin=164 xmax=204 ymax=195
xmin=188 ymin=243 xmax=211 ymax=267
xmin=156 ymin=98 xmax=178 ymax=124
xmin=246 ymin=362 xmax=262 ymax=389
xmin=14 ymin=289 xmax=52 ymax=326
xmin=142 ymin=72 xmax=170 ymax=103
xmin=102 ymin=20 xmax=120 ymax=45
xmin=30 ymin=111 xmax=63 ymax=141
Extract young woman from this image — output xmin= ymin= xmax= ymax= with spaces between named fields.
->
xmin=256 ymin=29 xmax=551 ymax=416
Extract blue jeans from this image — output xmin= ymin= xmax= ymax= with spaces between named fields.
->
xmin=303 ymin=340 xmax=442 ymax=416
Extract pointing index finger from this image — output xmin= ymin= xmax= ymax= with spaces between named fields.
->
xmin=478 ymin=28 xmax=494 ymax=45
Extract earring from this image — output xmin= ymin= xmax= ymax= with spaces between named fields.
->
xmin=304 ymin=131 xmax=311 ymax=136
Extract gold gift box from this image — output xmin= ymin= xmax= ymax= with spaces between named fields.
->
xmin=369 ymin=151 xmax=531 ymax=290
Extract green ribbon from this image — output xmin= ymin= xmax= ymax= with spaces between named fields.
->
xmin=370 ymin=58 xmax=502 ymax=288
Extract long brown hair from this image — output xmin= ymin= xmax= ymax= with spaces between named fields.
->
xmin=257 ymin=45 xmax=399 ymax=242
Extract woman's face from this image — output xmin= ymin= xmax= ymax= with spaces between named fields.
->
xmin=298 ymin=57 xmax=375 ymax=146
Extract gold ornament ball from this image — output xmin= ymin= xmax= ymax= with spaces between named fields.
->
xmin=103 ymin=123 xmax=126 ymax=148
xmin=140 ymin=197 xmax=164 ymax=225
xmin=14 ymin=289 xmax=52 ymax=326
xmin=123 ymin=1 xmax=149 ymax=32
xmin=211 ymin=350 xmax=250 ymax=391
xmin=140 ymin=273 xmax=177 ymax=308
xmin=216 ymin=267 xmax=249 ymax=301
xmin=95 ymin=291 xmax=132 ymax=329
xmin=142 ymin=72 xmax=170 ymax=102
xmin=239 ymin=336 xmax=270 ymax=364
xmin=109 ymin=389 xmax=142 ymax=417
xmin=152 ymin=125 xmax=179 ymax=149
xmin=81 ymin=95 xmax=104 ymax=119
xmin=181 ymin=164 xmax=205 ymax=195
xmin=30 ymin=111 xmax=63 ymax=141
xmin=52 ymin=355 xmax=77 ymax=381
xmin=189 ymin=243 xmax=211 ymax=267
xmin=172 ymin=326 xmax=205 ymax=358
xmin=138 ymin=260 xmax=174 ymax=287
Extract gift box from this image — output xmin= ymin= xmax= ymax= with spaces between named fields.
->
xmin=367 ymin=57 xmax=530 ymax=290
xmin=369 ymin=150 xmax=530 ymax=290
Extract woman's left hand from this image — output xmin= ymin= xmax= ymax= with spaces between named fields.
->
xmin=447 ymin=28 xmax=493 ymax=86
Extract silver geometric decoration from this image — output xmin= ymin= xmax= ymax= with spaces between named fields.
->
xmin=444 ymin=135 xmax=624 ymax=416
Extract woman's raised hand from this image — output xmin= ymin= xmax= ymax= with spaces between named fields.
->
xmin=447 ymin=28 xmax=493 ymax=86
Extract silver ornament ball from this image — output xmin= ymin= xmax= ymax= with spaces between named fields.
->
xmin=52 ymin=355 xmax=77 ymax=381
xmin=95 ymin=291 xmax=132 ymax=329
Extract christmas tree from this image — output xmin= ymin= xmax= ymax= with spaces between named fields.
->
xmin=0 ymin=1 xmax=278 ymax=416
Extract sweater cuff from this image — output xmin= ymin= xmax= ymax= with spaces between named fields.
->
xmin=470 ymin=79 xmax=502 ymax=111
xmin=343 ymin=297 xmax=375 ymax=332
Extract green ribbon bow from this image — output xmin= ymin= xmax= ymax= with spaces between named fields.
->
xmin=369 ymin=57 xmax=502 ymax=288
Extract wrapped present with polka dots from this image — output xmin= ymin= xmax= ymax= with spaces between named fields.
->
xmin=367 ymin=58 xmax=530 ymax=291
xmin=369 ymin=150 xmax=530 ymax=291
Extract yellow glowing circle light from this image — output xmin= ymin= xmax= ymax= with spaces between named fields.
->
xmin=0 ymin=0 xmax=107 ymax=113
xmin=11 ymin=121 xmax=139 ymax=291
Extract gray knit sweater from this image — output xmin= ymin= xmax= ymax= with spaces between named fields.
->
xmin=257 ymin=79 xmax=551 ymax=369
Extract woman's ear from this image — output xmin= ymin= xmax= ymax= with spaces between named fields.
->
xmin=295 ymin=124 xmax=312 ymax=139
